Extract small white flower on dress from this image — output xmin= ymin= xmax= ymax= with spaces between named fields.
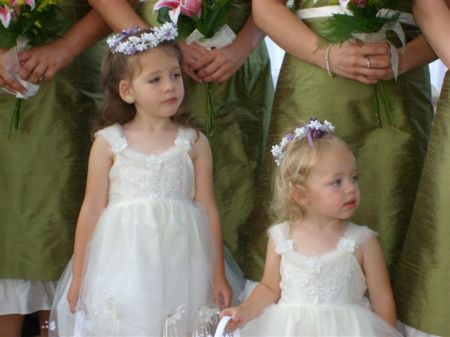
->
xmin=112 ymin=137 xmax=128 ymax=153
xmin=276 ymin=239 xmax=295 ymax=254
xmin=337 ymin=237 xmax=356 ymax=252
xmin=146 ymin=155 xmax=163 ymax=169
xmin=304 ymin=257 xmax=322 ymax=275
xmin=48 ymin=321 xmax=56 ymax=331
xmin=175 ymin=137 xmax=192 ymax=151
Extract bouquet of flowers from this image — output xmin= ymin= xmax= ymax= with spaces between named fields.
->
xmin=322 ymin=0 xmax=405 ymax=78
xmin=154 ymin=0 xmax=235 ymax=134
xmin=0 ymin=0 xmax=65 ymax=134
xmin=322 ymin=0 xmax=409 ymax=127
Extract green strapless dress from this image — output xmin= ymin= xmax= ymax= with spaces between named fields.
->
xmin=394 ymin=72 xmax=450 ymax=336
xmin=137 ymin=0 xmax=274 ymax=260
xmin=0 ymin=1 xmax=105 ymax=281
xmin=241 ymin=0 xmax=434 ymax=280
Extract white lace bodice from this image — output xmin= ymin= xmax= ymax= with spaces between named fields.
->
xmin=95 ymin=124 xmax=197 ymax=204
xmin=269 ymin=222 xmax=375 ymax=307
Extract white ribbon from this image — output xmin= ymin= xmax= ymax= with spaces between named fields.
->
xmin=1 ymin=36 xmax=40 ymax=98
xmin=214 ymin=316 xmax=240 ymax=337
xmin=186 ymin=25 xmax=236 ymax=50
xmin=296 ymin=6 xmax=416 ymax=26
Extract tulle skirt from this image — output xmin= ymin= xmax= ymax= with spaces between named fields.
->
xmin=49 ymin=199 xmax=215 ymax=337
xmin=241 ymin=302 xmax=403 ymax=337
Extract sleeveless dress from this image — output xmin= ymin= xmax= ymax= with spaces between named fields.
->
xmin=136 ymin=0 xmax=274 ymax=263
xmin=49 ymin=124 xmax=214 ymax=336
xmin=241 ymin=0 xmax=434 ymax=280
xmin=0 ymin=0 xmax=105 ymax=314
xmin=240 ymin=222 xmax=402 ymax=337
xmin=394 ymin=72 xmax=450 ymax=336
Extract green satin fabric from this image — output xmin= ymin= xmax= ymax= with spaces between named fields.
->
xmin=394 ymin=72 xmax=450 ymax=336
xmin=137 ymin=0 xmax=274 ymax=259
xmin=0 ymin=1 xmax=105 ymax=280
xmin=241 ymin=0 xmax=434 ymax=280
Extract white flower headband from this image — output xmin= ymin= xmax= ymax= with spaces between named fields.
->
xmin=271 ymin=118 xmax=336 ymax=166
xmin=106 ymin=22 xmax=178 ymax=56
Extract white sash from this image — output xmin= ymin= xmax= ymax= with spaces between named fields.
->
xmin=296 ymin=5 xmax=416 ymax=26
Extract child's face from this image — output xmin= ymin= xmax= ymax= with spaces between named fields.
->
xmin=302 ymin=143 xmax=360 ymax=222
xmin=121 ymin=47 xmax=184 ymax=120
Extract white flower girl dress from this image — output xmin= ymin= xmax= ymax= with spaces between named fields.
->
xmin=240 ymin=222 xmax=403 ymax=337
xmin=50 ymin=124 xmax=214 ymax=337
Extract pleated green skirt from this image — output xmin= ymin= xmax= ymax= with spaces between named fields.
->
xmin=395 ymin=72 xmax=450 ymax=336
xmin=0 ymin=1 xmax=105 ymax=280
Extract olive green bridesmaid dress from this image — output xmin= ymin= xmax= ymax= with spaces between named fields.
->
xmin=0 ymin=1 xmax=105 ymax=282
xmin=137 ymin=0 xmax=274 ymax=261
xmin=394 ymin=72 xmax=450 ymax=336
xmin=241 ymin=0 xmax=434 ymax=281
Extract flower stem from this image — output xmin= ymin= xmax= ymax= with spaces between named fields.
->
xmin=8 ymin=98 xmax=23 ymax=137
xmin=205 ymin=82 xmax=214 ymax=135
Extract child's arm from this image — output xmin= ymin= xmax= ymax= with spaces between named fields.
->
xmin=18 ymin=10 xmax=111 ymax=84
xmin=221 ymin=239 xmax=281 ymax=331
xmin=361 ymin=236 xmax=397 ymax=327
xmin=67 ymin=136 xmax=113 ymax=313
xmin=191 ymin=133 xmax=232 ymax=309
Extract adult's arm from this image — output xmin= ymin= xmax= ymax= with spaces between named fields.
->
xmin=413 ymin=0 xmax=450 ymax=68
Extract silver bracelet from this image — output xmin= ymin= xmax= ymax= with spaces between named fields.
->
xmin=325 ymin=43 xmax=334 ymax=77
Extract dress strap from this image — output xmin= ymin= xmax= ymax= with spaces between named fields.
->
xmin=267 ymin=222 xmax=294 ymax=255
xmin=175 ymin=127 xmax=197 ymax=151
xmin=94 ymin=124 xmax=128 ymax=154
xmin=344 ymin=223 xmax=378 ymax=247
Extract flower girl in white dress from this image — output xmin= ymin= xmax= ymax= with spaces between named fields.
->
xmin=222 ymin=119 xmax=403 ymax=336
xmin=49 ymin=23 xmax=231 ymax=337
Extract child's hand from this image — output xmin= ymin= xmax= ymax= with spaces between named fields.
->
xmin=220 ymin=305 xmax=251 ymax=332
xmin=67 ymin=277 xmax=81 ymax=313
xmin=17 ymin=38 xmax=76 ymax=84
xmin=213 ymin=275 xmax=232 ymax=309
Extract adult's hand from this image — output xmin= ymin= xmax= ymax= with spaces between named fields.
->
xmin=18 ymin=38 xmax=76 ymax=84
xmin=0 ymin=48 xmax=27 ymax=95
xmin=328 ymin=40 xmax=393 ymax=84
xmin=179 ymin=42 xmax=209 ymax=82
xmin=188 ymin=41 xmax=248 ymax=83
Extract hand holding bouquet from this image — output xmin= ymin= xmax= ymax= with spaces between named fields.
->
xmin=154 ymin=0 xmax=235 ymax=134
xmin=0 ymin=0 xmax=65 ymax=133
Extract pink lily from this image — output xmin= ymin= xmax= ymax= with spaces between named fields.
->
xmin=154 ymin=0 xmax=201 ymax=24
xmin=0 ymin=6 xmax=12 ymax=28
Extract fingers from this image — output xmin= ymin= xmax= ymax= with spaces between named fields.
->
xmin=0 ymin=70 xmax=27 ymax=95
xmin=359 ymin=41 xmax=391 ymax=56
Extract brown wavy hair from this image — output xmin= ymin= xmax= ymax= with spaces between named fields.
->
xmin=93 ymin=35 xmax=195 ymax=134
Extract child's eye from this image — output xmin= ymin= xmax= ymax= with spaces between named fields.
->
xmin=331 ymin=179 xmax=342 ymax=186
xmin=352 ymin=174 xmax=358 ymax=182
xmin=149 ymin=77 xmax=160 ymax=83
xmin=172 ymin=72 xmax=182 ymax=79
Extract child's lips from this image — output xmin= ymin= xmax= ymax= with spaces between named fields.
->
xmin=344 ymin=199 xmax=357 ymax=208
xmin=163 ymin=97 xmax=177 ymax=104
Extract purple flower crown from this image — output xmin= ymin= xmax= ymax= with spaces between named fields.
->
xmin=271 ymin=119 xmax=336 ymax=166
xmin=106 ymin=22 xmax=178 ymax=56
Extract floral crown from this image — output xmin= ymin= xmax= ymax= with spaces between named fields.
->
xmin=271 ymin=118 xmax=336 ymax=166
xmin=106 ymin=22 xmax=178 ymax=55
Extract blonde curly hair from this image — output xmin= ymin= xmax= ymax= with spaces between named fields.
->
xmin=271 ymin=131 xmax=350 ymax=222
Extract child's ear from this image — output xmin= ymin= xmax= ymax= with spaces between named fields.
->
xmin=118 ymin=80 xmax=133 ymax=103
xmin=291 ymin=184 xmax=308 ymax=206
